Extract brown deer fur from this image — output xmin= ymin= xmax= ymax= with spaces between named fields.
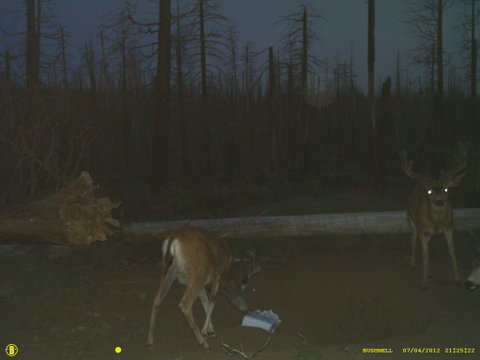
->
xmin=146 ymin=226 xmax=259 ymax=349
xmin=400 ymin=143 xmax=468 ymax=289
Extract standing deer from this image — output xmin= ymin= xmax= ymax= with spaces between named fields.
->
xmin=147 ymin=226 xmax=260 ymax=350
xmin=399 ymin=143 xmax=468 ymax=289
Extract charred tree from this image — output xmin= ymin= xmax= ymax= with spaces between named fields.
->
xmin=368 ymin=0 xmax=377 ymax=190
xmin=375 ymin=76 xmax=392 ymax=194
xmin=198 ymin=0 xmax=212 ymax=177
xmin=435 ymin=0 xmax=445 ymax=165
xmin=407 ymin=0 xmax=454 ymax=170
xmin=84 ymin=42 xmax=97 ymax=98
xmin=268 ymin=46 xmax=278 ymax=173
xmin=185 ymin=0 xmax=229 ymax=178
xmin=26 ymin=0 xmax=41 ymax=126
xmin=119 ymin=27 xmax=132 ymax=181
xmin=277 ymin=4 xmax=322 ymax=172
xmin=224 ymin=25 xmax=240 ymax=177
xmin=470 ymin=0 xmax=478 ymax=131
xmin=174 ymin=2 xmax=188 ymax=178
xmin=457 ymin=0 xmax=479 ymax=146
xmin=26 ymin=0 xmax=40 ymax=90
xmin=151 ymin=0 xmax=172 ymax=190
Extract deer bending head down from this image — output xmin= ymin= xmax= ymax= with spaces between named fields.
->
xmin=147 ymin=226 xmax=260 ymax=350
xmin=399 ymin=143 xmax=468 ymax=289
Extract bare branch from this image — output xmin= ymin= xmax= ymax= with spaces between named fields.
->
xmin=221 ymin=337 xmax=272 ymax=359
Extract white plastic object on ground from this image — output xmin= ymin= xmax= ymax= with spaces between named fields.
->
xmin=241 ymin=310 xmax=281 ymax=332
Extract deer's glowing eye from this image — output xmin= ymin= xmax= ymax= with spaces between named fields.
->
xmin=427 ymin=189 xmax=432 ymax=195
xmin=444 ymin=188 xmax=448 ymax=193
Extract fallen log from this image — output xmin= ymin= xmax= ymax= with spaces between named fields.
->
xmin=123 ymin=208 xmax=480 ymax=241
xmin=0 ymin=172 xmax=120 ymax=245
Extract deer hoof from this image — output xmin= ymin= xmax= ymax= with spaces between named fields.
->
xmin=201 ymin=341 xmax=211 ymax=350
xmin=201 ymin=330 xmax=216 ymax=338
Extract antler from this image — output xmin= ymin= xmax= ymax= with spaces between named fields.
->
xmin=440 ymin=142 xmax=469 ymax=184
xmin=245 ymin=250 xmax=261 ymax=283
xmin=399 ymin=150 xmax=431 ymax=184
xmin=235 ymin=250 xmax=261 ymax=287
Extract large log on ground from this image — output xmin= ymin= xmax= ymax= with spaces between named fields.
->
xmin=123 ymin=208 xmax=480 ymax=241
xmin=0 ymin=172 xmax=120 ymax=245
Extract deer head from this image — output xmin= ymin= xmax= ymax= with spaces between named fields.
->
xmin=226 ymin=250 xmax=261 ymax=312
xmin=399 ymin=142 xmax=468 ymax=209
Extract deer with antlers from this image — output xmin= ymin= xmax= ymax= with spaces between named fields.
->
xmin=147 ymin=225 xmax=260 ymax=350
xmin=399 ymin=143 xmax=468 ymax=289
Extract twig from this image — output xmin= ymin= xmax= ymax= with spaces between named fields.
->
xmin=221 ymin=341 xmax=249 ymax=360
xmin=221 ymin=336 xmax=271 ymax=359
xmin=249 ymin=336 xmax=272 ymax=358
xmin=296 ymin=332 xmax=306 ymax=345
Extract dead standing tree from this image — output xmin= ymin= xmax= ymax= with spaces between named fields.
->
xmin=368 ymin=0 xmax=377 ymax=192
xmin=26 ymin=0 xmax=40 ymax=92
xmin=184 ymin=0 xmax=230 ymax=179
xmin=121 ymin=0 xmax=172 ymax=188
xmin=174 ymin=2 xmax=188 ymax=178
xmin=407 ymin=0 xmax=454 ymax=170
xmin=375 ymin=76 xmax=391 ymax=195
xmin=153 ymin=0 xmax=172 ymax=188
xmin=102 ymin=4 xmax=151 ymax=181
xmin=457 ymin=0 xmax=480 ymax=192
xmin=24 ymin=0 xmax=66 ymax=122
xmin=277 ymin=4 xmax=323 ymax=172
xmin=268 ymin=46 xmax=278 ymax=173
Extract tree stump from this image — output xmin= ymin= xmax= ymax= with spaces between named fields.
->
xmin=0 ymin=172 xmax=120 ymax=245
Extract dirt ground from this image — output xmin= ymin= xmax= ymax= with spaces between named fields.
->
xmin=1 ymin=188 xmax=480 ymax=360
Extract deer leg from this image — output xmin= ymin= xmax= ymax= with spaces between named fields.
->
xmin=420 ymin=233 xmax=430 ymax=289
xmin=198 ymin=288 xmax=216 ymax=337
xmin=179 ymin=283 xmax=210 ymax=350
xmin=409 ymin=222 xmax=418 ymax=270
xmin=147 ymin=269 xmax=176 ymax=346
xmin=444 ymin=228 xmax=461 ymax=285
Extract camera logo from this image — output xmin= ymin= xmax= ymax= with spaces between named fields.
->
xmin=5 ymin=344 xmax=19 ymax=357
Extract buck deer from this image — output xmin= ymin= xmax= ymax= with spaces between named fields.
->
xmin=146 ymin=226 xmax=260 ymax=350
xmin=399 ymin=143 xmax=468 ymax=289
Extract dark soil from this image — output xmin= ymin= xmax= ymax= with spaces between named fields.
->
xmin=1 ymin=187 xmax=479 ymax=360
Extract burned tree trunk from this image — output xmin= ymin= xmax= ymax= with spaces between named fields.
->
xmin=368 ymin=0 xmax=377 ymax=190
xmin=26 ymin=0 xmax=40 ymax=90
xmin=374 ymin=76 xmax=392 ymax=194
xmin=151 ymin=0 xmax=171 ymax=190
xmin=0 ymin=173 xmax=120 ymax=245
xmin=268 ymin=46 xmax=277 ymax=173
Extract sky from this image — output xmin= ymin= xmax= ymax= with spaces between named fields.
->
xmin=0 ymin=0 xmax=469 ymax=92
